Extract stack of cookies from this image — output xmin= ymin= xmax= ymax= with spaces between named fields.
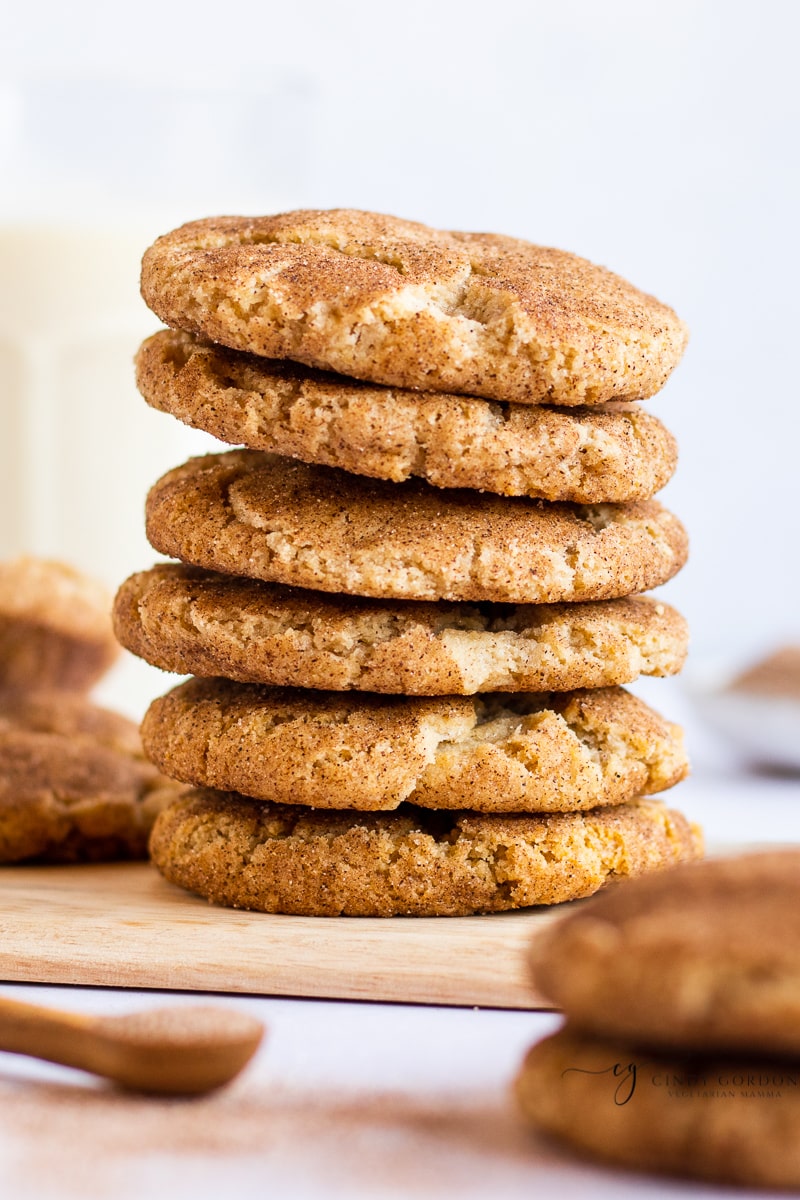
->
xmin=516 ymin=850 xmax=800 ymax=1189
xmin=114 ymin=209 xmax=702 ymax=916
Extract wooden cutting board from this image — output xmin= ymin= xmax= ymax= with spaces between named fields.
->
xmin=0 ymin=862 xmax=570 ymax=1009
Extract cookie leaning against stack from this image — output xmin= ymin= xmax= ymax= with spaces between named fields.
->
xmin=115 ymin=208 xmax=702 ymax=916
xmin=516 ymin=851 xmax=800 ymax=1189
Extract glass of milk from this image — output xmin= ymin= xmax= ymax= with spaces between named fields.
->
xmin=0 ymin=77 xmax=311 ymax=712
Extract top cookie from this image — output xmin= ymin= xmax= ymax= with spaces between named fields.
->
xmin=140 ymin=210 xmax=688 ymax=406
xmin=0 ymin=557 xmax=119 ymax=693
xmin=529 ymin=850 xmax=800 ymax=1055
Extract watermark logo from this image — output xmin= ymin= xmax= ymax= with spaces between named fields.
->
xmin=562 ymin=1062 xmax=638 ymax=1105
xmin=561 ymin=1061 xmax=800 ymax=1105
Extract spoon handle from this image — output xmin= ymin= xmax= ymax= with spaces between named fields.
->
xmin=0 ymin=995 xmax=99 ymax=1073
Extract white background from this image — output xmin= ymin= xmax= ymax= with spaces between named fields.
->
xmin=3 ymin=0 xmax=800 ymax=664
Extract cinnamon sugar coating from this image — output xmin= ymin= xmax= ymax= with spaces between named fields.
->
xmin=114 ymin=564 xmax=688 ymax=695
xmin=145 ymin=451 xmax=689 ymax=605
xmin=136 ymin=330 xmax=678 ymax=502
xmin=140 ymin=678 xmax=688 ymax=814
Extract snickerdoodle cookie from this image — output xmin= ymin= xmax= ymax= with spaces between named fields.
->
xmin=136 ymin=330 xmax=678 ymax=502
xmin=140 ymin=211 xmax=687 ymax=406
xmin=141 ymin=678 xmax=688 ymax=813
xmin=0 ymin=557 xmax=118 ymax=692
xmin=528 ymin=849 xmax=800 ymax=1056
xmin=149 ymin=790 xmax=702 ymax=916
xmin=0 ymin=690 xmax=184 ymax=863
xmin=115 ymin=564 xmax=688 ymax=695
xmin=516 ymin=1026 xmax=800 ymax=1189
xmin=145 ymin=452 xmax=688 ymax=604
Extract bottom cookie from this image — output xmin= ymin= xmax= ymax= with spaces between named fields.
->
xmin=516 ymin=1026 xmax=800 ymax=1189
xmin=149 ymin=791 xmax=703 ymax=917
xmin=0 ymin=690 xmax=185 ymax=863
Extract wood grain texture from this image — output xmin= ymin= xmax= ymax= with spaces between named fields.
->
xmin=0 ymin=863 xmax=569 ymax=1009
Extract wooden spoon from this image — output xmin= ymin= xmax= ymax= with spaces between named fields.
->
xmin=0 ymin=995 xmax=265 ymax=1094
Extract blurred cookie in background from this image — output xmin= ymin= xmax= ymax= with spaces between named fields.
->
xmin=0 ymin=557 xmax=119 ymax=693
xmin=516 ymin=1025 xmax=800 ymax=1190
xmin=729 ymin=645 xmax=800 ymax=701
xmin=0 ymin=689 xmax=185 ymax=863
xmin=527 ymin=848 xmax=800 ymax=1054
xmin=689 ymin=644 xmax=800 ymax=772
xmin=516 ymin=849 xmax=800 ymax=1188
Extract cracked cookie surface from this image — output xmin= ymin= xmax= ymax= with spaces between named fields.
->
xmin=140 ymin=678 xmax=688 ymax=813
xmin=136 ymin=330 xmax=678 ymax=502
xmin=0 ymin=691 xmax=185 ymax=863
xmin=115 ymin=564 xmax=689 ymax=695
xmin=149 ymin=790 xmax=702 ymax=916
xmin=140 ymin=210 xmax=688 ymax=406
xmin=145 ymin=451 xmax=688 ymax=604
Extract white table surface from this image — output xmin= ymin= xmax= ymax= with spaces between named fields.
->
xmin=2 ymin=692 xmax=799 ymax=1199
